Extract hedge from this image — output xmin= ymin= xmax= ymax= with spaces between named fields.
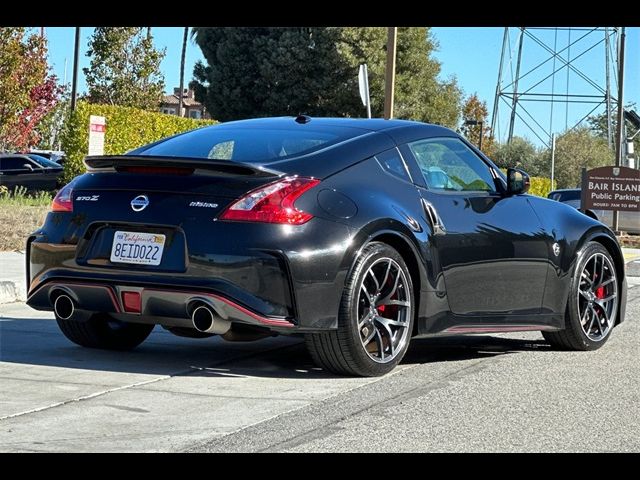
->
xmin=529 ymin=176 xmax=555 ymax=198
xmin=60 ymin=101 xmax=215 ymax=183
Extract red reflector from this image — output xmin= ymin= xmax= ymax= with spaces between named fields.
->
xmin=122 ymin=291 xmax=141 ymax=313
xmin=118 ymin=166 xmax=194 ymax=176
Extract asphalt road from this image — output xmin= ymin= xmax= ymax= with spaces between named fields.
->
xmin=1 ymin=269 xmax=638 ymax=452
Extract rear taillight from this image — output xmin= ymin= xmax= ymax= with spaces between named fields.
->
xmin=220 ymin=177 xmax=320 ymax=225
xmin=51 ymin=183 xmax=73 ymax=212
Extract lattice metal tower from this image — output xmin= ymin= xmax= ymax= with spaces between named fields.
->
xmin=491 ymin=27 xmax=620 ymax=149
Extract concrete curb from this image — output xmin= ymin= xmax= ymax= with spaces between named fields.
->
xmin=0 ymin=251 xmax=26 ymax=305
xmin=0 ymin=280 xmax=26 ymax=304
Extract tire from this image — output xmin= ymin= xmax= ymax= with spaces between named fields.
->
xmin=305 ymin=242 xmax=415 ymax=376
xmin=543 ymin=241 xmax=619 ymax=351
xmin=56 ymin=313 xmax=154 ymax=351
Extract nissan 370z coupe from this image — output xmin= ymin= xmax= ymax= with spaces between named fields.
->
xmin=26 ymin=117 xmax=628 ymax=376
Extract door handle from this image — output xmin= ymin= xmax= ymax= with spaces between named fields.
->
xmin=421 ymin=199 xmax=446 ymax=235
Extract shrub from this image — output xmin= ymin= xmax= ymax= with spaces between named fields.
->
xmin=529 ymin=176 xmax=554 ymax=198
xmin=60 ymin=101 xmax=215 ymax=182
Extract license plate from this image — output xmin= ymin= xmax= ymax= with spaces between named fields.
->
xmin=110 ymin=231 xmax=166 ymax=266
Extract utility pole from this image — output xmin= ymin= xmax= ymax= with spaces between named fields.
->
xmin=550 ymin=133 xmax=556 ymax=190
xmin=613 ymin=26 xmax=626 ymax=232
xmin=178 ymin=27 xmax=189 ymax=117
xmin=384 ymin=27 xmax=397 ymax=120
xmin=507 ymin=28 xmax=524 ymax=143
xmin=70 ymin=27 xmax=81 ymax=112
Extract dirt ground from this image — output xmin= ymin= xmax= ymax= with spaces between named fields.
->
xmin=0 ymin=206 xmax=49 ymax=252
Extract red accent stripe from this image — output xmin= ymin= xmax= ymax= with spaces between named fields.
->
xmin=444 ymin=325 xmax=554 ymax=334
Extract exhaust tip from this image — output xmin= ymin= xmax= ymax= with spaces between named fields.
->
xmin=54 ymin=294 xmax=75 ymax=320
xmin=192 ymin=305 xmax=215 ymax=332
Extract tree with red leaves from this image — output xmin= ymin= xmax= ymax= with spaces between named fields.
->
xmin=0 ymin=28 xmax=62 ymax=152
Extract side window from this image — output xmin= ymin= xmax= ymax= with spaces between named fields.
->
xmin=408 ymin=137 xmax=496 ymax=193
xmin=376 ymin=148 xmax=410 ymax=182
xmin=1 ymin=157 xmax=30 ymax=171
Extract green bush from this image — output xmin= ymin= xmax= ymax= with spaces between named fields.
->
xmin=60 ymin=101 xmax=215 ymax=183
xmin=529 ymin=176 xmax=554 ymax=198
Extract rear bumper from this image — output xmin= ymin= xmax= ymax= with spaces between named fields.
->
xmin=27 ymin=280 xmax=295 ymax=332
xmin=26 ymin=214 xmax=355 ymax=331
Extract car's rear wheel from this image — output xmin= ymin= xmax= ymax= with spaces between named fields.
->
xmin=56 ymin=313 xmax=154 ymax=351
xmin=543 ymin=242 xmax=619 ymax=350
xmin=305 ymin=242 xmax=415 ymax=377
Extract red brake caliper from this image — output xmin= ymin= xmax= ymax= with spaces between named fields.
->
xmin=595 ymin=286 xmax=606 ymax=299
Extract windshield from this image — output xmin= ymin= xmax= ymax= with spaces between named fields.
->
xmin=135 ymin=126 xmax=353 ymax=163
xmin=27 ymin=154 xmax=61 ymax=168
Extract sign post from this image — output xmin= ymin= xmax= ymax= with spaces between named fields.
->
xmin=358 ymin=64 xmax=371 ymax=119
xmin=88 ymin=115 xmax=106 ymax=156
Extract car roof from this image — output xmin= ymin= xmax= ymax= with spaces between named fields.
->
xmin=215 ymin=116 xmax=438 ymax=132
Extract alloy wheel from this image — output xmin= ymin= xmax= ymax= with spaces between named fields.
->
xmin=357 ymin=257 xmax=412 ymax=363
xmin=577 ymin=252 xmax=618 ymax=342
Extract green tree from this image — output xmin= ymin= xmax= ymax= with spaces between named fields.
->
xmin=191 ymin=27 xmax=461 ymax=125
xmin=460 ymin=93 xmax=494 ymax=156
xmin=84 ymin=27 xmax=166 ymax=110
xmin=492 ymin=137 xmax=543 ymax=174
xmin=587 ymin=105 xmax=638 ymax=160
xmin=0 ymin=28 xmax=62 ymax=151
xmin=541 ymin=127 xmax=613 ymax=189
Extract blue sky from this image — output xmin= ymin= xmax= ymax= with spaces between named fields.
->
xmin=43 ymin=27 xmax=638 ymax=147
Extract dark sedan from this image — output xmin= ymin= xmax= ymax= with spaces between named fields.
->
xmin=0 ymin=153 xmax=63 ymax=191
xmin=548 ymin=188 xmax=640 ymax=234
xmin=26 ymin=117 xmax=628 ymax=376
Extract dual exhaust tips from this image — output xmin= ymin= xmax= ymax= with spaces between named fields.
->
xmin=52 ymin=291 xmax=230 ymax=335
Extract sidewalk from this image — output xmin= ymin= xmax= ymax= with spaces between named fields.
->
xmin=0 ymin=251 xmax=26 ymax=304
xmin=1 ymin=248 xmax=639 ymax=305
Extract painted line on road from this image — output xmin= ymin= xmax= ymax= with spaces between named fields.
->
xmin=0 ymin=376 xmax=170 ymax=422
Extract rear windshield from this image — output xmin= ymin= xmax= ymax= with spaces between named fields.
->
xmin=136 ymin=126 xmax=351 ymax=163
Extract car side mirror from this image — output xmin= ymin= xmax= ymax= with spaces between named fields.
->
xmin=506 ymin=168 xmax=530 ymax=195
xmin=23 ymin=163 xmax=34 ymax=171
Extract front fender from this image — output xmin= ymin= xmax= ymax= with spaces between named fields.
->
xmin=528 ymin=195 xmax=626 ymax=323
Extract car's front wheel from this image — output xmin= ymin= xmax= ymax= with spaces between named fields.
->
xmin=56 ymin=313 xmax=154 ymax=351
xmin=543 ymin=241 xmax=619 ymax=350
xmin=305 ymin=242 xmax=415 ymax=376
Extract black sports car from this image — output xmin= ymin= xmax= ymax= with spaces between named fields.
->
xmin=26 ymin=117 xmax=628 ymax=376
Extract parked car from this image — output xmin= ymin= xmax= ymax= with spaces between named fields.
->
xmin=26 ymin=117 xmax=628 ymax=376
xmin=0 ymin=153 xmax=63 ymax=191
xmin=28 ymin=149 xmax=66 ymax=167
xmin=548 ymin=188 xmax=639 ymax=234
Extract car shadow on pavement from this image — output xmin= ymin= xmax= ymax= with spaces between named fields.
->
xmin=403 ymin=334 xmax=551 ymax=365
xmin=0 ymin=319 xmax=551 ymax=380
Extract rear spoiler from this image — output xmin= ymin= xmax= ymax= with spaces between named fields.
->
xmin=83 ymin=155 xmax=281 ymax=178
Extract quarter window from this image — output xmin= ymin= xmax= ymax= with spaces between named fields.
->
xmin=376 ymin=148 xmax=410 ymax=182
xmin=408 ymin=138 xmax=496 ymax=193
